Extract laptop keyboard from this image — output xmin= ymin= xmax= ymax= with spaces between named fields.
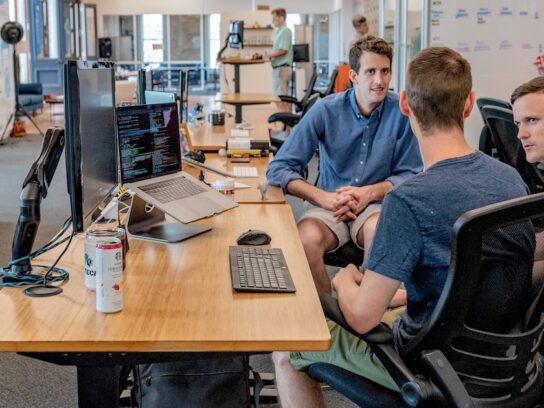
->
xmin=229 ymin=246 xmax=296 ymax=293
xmin=139 ymin=176 xmax=206 ymax=204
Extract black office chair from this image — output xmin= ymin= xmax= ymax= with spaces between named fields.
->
xmin=317 ymin=68 xmax=339 ymax=98
xmin=268 ymin=93 xmax=320 ymax=152
xmin=480 ymin=105 xmax=544 ymax=194
xmin=278 ymin=72 xmax=318 ymax=113
xmin=476 ymin=98 xmax=511 ymax=157
xmin=309 ymin=193 xmax=544 ymax=407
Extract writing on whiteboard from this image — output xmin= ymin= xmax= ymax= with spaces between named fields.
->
xmin=474 ymin=41 xmax=491 ymax=52
xmin=455 ymin=9 xmax=469 ymax=19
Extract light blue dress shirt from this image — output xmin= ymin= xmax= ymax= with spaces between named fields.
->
xmin=266 ymin=89 xmax=423 ymax=194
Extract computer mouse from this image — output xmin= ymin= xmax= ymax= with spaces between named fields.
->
xmin=236 ymin=229 xmax=272 ymax=246
xmin=183 ymin=150 xmax=206 ymax=163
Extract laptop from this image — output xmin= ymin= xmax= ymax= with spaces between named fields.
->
xmin=117 ymin=102 xmax=238 ymax=224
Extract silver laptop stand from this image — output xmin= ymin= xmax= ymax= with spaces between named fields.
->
xmin=126 ymin=194 xmax=211 ymax=243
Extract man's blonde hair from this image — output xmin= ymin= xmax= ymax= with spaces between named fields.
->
xmin=271 ymin=8 xmax=286 ymax=18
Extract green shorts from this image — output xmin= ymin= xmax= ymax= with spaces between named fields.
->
xmin=290 ymin=307 xmax=405 ymax=392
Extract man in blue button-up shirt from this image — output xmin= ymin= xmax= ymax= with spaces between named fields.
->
xmin=267 ymin=36 xmax=422 ymax=294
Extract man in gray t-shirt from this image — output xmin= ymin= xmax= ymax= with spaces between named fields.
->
xmin=272 ymin=47 xmax=533 ymax=406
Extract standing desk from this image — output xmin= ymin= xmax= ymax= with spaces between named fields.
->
xmin=221 ymin=58 xmax=268 ymax=93
xmin=216 ymin=93 xmax=280 ymax=124
xmin=0 ymin=205 xmax=329 ymax=406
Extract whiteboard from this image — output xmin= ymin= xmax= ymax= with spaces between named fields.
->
xmin=0 ymin=0 xmax=14 ymax=142
xmin=429 ymin=0 xmax=544 ymax=147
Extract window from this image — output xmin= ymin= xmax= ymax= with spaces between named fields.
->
xmin=286 ymin=14 xmax=302 ymax=43
xmin=141 ymin=14 xmax=164 ymax=62
xmin=208 ymin=13 xmax=221 ymax=68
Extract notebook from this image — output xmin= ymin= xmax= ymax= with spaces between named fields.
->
xmin=117 ymin=102 xmax=237 ymax=223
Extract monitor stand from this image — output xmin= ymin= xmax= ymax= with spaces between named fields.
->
xmin=126 ymin=194 xmax=211 ymax=243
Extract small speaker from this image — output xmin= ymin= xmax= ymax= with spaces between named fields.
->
xmin=98 ymin=37 xmax=112 ymax=59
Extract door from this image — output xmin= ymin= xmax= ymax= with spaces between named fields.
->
xmin=29 ymin=0 xmax=63 ymax=95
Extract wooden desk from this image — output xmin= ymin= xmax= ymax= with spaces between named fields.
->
xmin=217 ymin=93 xmax=280 ymax=123
xmin=221 ymin=58 xmax=268 ymax=93
xmin=0 ymin=205 xmax=329 ymax=353
xmin=182 ymin=154 xmax=285 ymax=204
xmin=188 ymin=120 xmax=270 ymax=152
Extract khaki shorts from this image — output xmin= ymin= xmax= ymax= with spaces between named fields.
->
xmin=299 ymin=202 xmax=382 ymax=252
xmin=290 ymin=306 xmax=405 ymax=392
xmin=272 ymin=66 xmax=292 ymax=96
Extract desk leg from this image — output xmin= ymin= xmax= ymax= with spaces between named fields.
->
xmin=234 ymin=65 xmax=240 ymax=93
xmin=235 ymin=105 xmax=243 ymax=124
xmin=77 ymin=365 xmax=121 ymax=408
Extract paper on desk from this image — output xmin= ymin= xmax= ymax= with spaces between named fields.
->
xmin=231 ymin=128 xmax=250 ymax=137
xmin=234 ymin=181 xmax=251 ymax=189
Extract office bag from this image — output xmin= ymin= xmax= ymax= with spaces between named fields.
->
xmin=134 ymin=355 xmax=254 ymax=407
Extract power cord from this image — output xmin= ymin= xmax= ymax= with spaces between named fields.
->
xmin=0 ymin=217 xmax=72 ymax=288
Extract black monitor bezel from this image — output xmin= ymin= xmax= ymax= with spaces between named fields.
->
xmin=293 ymin=43 xmax=310 ymax=63
xmin=64 ymin=60 xmax=118 ymax=233
xmin=116 ymin=102 xmax=181 ymax=184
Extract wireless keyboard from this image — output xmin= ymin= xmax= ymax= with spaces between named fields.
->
xmin=229 ymin=246 xmax=296 ymax=293
xmin=233 ymin=167 xmax=259 ymax=178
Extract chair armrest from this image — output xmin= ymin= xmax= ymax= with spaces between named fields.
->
xmin=278 ymin=95 xmax=298 ymax=104
xmin=319 ymin=293 xmax=392 ymax=343
xmin=267 ymin=112 xmax=301 ymax=128
xmin=18 ymin=83 xmax=43 ymax=95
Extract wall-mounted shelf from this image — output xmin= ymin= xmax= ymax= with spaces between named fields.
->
xmin=246 ymin=27 xmax=273 ymax=30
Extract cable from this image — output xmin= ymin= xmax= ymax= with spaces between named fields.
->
xmin=0 ymin=217 xmax=73 ymax=288
xmin=7 ymin=216 xmax=72 ymax=267
xmin=40 ymin=231 xmax=74 ymax=287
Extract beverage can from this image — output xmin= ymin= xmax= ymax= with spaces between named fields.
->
xmin=84 ymin=227 xmax=127 ymax=291
xmin=95 ymin=238 xmax=123 ymax=313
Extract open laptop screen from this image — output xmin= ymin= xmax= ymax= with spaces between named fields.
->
xmin=117 ymin=103 xmax=181 ymax=183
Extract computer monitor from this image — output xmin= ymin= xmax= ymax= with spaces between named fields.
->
xmin=293 ymin=44 xmax=310 ymax=63
xmin=228 ymin=20 xmax=244 ymax=49
xmin=178 ymin=69 xmax=189 ymax=123
xmin=64 ymin=60 xmax=119 ymax=233
xmin=137 ymin=69 xmax=146 ymax=104
xmin=144 ymin=90 xmax=176 ymax=105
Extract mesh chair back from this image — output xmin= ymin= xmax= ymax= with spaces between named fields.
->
xmin=322 ymin=69 xmax=338 ymax=97
xmin=300 ymin=72 xmax=318 ymax=107
xmin=301 ymin=93 xmax=319 ymax=116
xmin=403 ymin=193 xmax=544 ymax=406
xmin=481 ymin=105 xmax=544 ymax=194
xmin=476 ymin=97 xmax=511 ymax=118
xmin=477 ymin=98 xmax=511 ymax=158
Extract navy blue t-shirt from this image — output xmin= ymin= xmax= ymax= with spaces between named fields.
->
xmin=363 ymin=151 xmax=533 ymax=351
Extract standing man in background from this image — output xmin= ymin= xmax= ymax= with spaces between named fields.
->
xmin=352 ymin=15 xmax=369 ymax=44
xmin=269 ymin=8 xmax=293 ymax=112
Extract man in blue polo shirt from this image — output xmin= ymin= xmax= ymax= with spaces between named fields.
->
xmin=272 ymin=46 xmax=534 ymax=407
xmin=268 ymin=8 xmax=293 ymax=112
xmin=267 ymin=35 xmax=422 ymax=295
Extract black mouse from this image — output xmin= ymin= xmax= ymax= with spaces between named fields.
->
xmin=236 ymin=229 xmax=272 ymax=246
xmin=184 ymin=150 xmax=206 ymax=163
